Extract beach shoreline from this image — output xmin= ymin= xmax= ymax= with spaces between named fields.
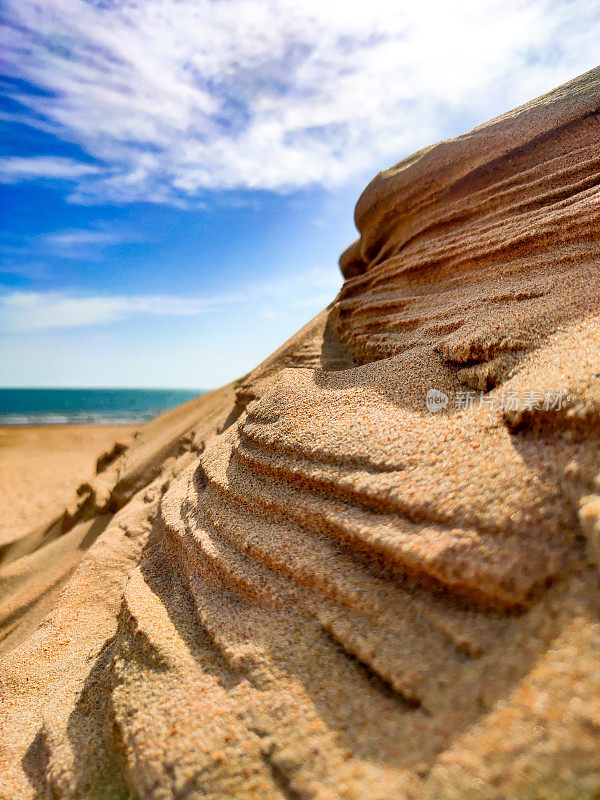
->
xmin=0 ymin=423 xmax=139 ymax=547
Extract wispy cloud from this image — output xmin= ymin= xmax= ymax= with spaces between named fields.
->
xmin=42 ymin=227 xmax=140 ymax=259
xmin=0 ymin=156 xmax=101 ymax=184
xmin=0 ymin=224 xmax=138 ymax=261
xmin=44 ymin=230 xmax=121 ymax=248
xmin=0 ymin=291 xmax=220 ymax=332
xmin=2 ymin=0 xmax=598 ymax=204
xmin=0 ymin=267 xmax=341 ymax=332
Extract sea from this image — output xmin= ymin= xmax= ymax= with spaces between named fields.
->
xmin=0 ymin=388 xmax=205 ymax=426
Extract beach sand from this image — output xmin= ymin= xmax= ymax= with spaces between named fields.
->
xmin=2 ymin=68 xmax=600 ymax=799
xmin=0 ymin=424 xmax=139 ymax=548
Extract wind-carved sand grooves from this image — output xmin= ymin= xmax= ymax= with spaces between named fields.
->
xmin=2 ymin=67 xmax=600 ymax=799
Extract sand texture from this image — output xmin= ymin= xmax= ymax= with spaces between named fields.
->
xmin=2 ymin=66 xmax=600 ymax=799
xmin=0 ymin=426 xmax=138 ymax=549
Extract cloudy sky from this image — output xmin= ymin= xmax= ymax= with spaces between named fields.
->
xmin=1 ymin=0 xmax=598 ymax=387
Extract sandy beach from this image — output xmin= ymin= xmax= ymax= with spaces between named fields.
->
xmin=0 ymin=424 xmax=139 ymax=547
xmin=2 ymin=66 xmax=600 ymax=800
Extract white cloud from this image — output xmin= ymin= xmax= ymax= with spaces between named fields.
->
xmin=42 ymin=227 xmax=140 ymax=258
xmin=45 ymin=230 xmax=121 ymax=248
xmin=2 ymin=0 xmax=598 ymax=202
xmin=0 ymin=156 xmax=101 ymax=183
xmin=0 ymin=266 xmax=341 ymax=332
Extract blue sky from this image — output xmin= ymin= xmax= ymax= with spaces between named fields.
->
xmin=1 ymin=0 xmax=598 ymax=388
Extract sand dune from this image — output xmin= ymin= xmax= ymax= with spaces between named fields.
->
xmin=0 ymin=425 xmax=138 ymax=549
xmin=2 ymin=67 xmax=600 ymax=799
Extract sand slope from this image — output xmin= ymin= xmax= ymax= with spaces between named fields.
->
xmin=0 ymin=425 xmax=138 ymax=549
xmin=2 ymin=67 xmax=600 ymax=799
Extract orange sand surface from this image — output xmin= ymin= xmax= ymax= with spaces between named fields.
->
xmin=0 ymin=425 xmax=138 ymax=547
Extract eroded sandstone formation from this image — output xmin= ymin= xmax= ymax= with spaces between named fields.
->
xmin=2 ymin=67 xmax=600 ymax=799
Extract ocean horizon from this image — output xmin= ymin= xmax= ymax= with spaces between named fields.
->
xmin=0 ymin=388 xmax=206 ymax=426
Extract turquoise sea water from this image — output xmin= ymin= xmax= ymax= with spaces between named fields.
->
xmin=0 ymin=388 xmax=205 ymax=425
